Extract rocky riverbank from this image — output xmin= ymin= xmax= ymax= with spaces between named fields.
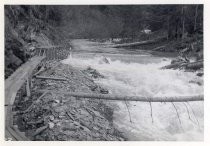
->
xmin=13 ymin=60 xmax=126 ymax=141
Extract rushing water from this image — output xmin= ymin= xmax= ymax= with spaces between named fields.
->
xmin=62 ymin=39 xmax=203 ymax=141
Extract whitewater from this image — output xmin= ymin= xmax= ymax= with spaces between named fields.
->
xmin=62 ymin=41 xmax=203 ymax=141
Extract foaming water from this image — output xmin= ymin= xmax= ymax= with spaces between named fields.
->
xmin=62 ymin=54 xmax=203 ymax=141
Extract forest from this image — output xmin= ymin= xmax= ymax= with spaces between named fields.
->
xmin=5 ymin=5 xmax=203 ymax=77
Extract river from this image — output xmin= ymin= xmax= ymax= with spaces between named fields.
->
xmin=62 ymin=39 xmax=203 ymax=141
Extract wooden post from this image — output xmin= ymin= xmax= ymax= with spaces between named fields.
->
xmin=26 ymin=76 xmax=31 ymax=97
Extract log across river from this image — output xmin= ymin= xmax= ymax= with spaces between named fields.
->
xmin=62 ymin=39 xmax=204 ymax=141
xmin=38 ymin=90 xmax=203 ymax=102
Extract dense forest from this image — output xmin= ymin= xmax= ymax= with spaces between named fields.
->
xmin=5 ymin=5 xmax=203 ymax=78
xmin=58 ymin=5 xmax=203 ymax=39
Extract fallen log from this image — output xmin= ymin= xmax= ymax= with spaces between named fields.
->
xmin=161 ymin=62 xmax=185 ymax=69
xmin=27 ymin=118 xmax=44 ymax=125
xmin=109 ymin=36 xmax=166 ymax=48
xmin=35 ymin=75 xmax=67 ymax=81
xmin=66 ymin=111 xmax=75 ymax=121
xmin=161 ymin=60 xmax=203 ymax=70
xmin=36 ymin=45 xmax=62 ymax=49
xmin=32 ymin=125 xmax=48 ymax=137
xmin=38 ymin=90 xmax=204 ymax=102
xmin=152 ymin=45 xmax=166 ymax=51
xmin=184 ymin=61 xmax=203 ymax=70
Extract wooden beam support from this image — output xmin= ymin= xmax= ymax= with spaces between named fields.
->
xmin=26 ymin=76 xmax=31 ymax=97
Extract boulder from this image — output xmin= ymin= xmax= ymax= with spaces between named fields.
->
xmin=99 ymin=56 xmax=110 ymax=64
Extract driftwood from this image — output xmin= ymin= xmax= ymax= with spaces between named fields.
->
xmin=44 ymin=63 xmax=60 ymax=76
xmin=152 ymin=45 xmax=166 ymax=51
xmin=161 ymin=60 xmax=203 ymax=70
xmin=19 ymin=91 xmax=49 ymax=114
xmin=109 ymin=37 xmax=166 ymax=48
xmin=32 ymin=125 xmax=48 ymax=137
xmin=38 ymin=90 xmax=204 ymax=102
xmin=73 ymin=121 xmax=91 ymax=134
xmin=36 ymin=45 xmax=61 ymax=49
xmin=184 ymin=61 xmax=203 ymax=70
xmin=27 ymin=118 xmax=44 ymax=125
xmin=35 ymin=75 xmax=67 ymax=81
xmin=34 ymin=66 xmax=45 ymax=76
xmin=66 ymin=111 xmax=75 ymax=121
xmin=84 ymin=106 xmax=104 ymax=119
xmin=161 ymin=62 xmax=185 ymax=69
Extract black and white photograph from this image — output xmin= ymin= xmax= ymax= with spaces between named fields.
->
xmin=4 ymin=3 xmax=204 ymax=141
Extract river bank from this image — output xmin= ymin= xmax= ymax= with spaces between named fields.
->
xmin=12 ymin=60 xmax=126 ymax=141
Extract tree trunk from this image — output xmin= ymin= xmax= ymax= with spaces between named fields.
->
xmin=167 ymin=16 xmax=170 ymax=40
xmin=194 ymin=5 xmax=199 ymax=32
xmin=182 ymin=6 xmax=185 ymax=40
xmin=38 ymin=90 xmax=204 ymax=102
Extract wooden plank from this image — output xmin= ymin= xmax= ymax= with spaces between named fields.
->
xmin=38 ymin=90 xmax=204 ymax=102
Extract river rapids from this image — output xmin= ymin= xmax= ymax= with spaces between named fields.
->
xmin=62 ymin=40 xmax=203 ymax=141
